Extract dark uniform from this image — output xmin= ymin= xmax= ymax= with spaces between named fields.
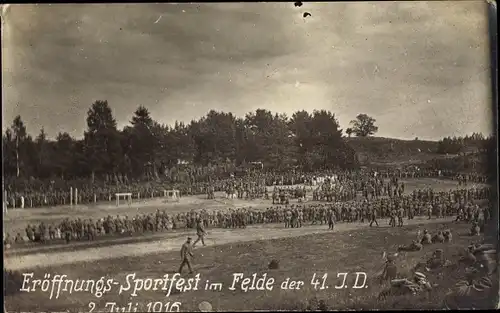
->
xmin=369 ymin=210 xmax=378 ymax=227
xmin=193 ymin=220 xmax=206 ymax=247
xmin=328 ymin=209 xmax=335 ymax=230
xmin=62 ymin=220 xmax=72 ymax=244
xmin=389 ymin=210 xmax=396 ymax=227
xmin=483 ymin=207 xmax=490 ymax=223
xmin=49 ymin=225 xmax=56 ymax=240
xmin=26 ymin=224 xmax=34 ymax=242
xmin=179 ymin=237 xmax=194 ymax=274
xmin=397 ymin=208 xmax=404 ymax=227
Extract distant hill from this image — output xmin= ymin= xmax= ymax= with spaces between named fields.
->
xmin=345 ymin=136 xmax=442 ymax=166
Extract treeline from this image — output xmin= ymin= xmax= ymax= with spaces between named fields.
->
xmin=2 ymin=100 xmax=360 ymax=181
xmin=434 ymin=133 xmax=496 ymax=180
xmin=436 ymin=133 xmax=495 ymax=155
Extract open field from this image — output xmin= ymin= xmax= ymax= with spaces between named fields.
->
xmin=3 ymin=178 xmax=487 ymax=237
xmin=4 ymin=2 xmax=497 ymax=311
xmin=4 ymin=177 xmax=495 ymax=311
xmin=3 ymin=178 xmax=489 ymax=263
xmin=4 ymin=219 xmax=498 ymax=312
xmin=4 ymin=216 xmax=454 ymax=270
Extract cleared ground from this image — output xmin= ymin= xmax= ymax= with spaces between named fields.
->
xmin=4 ymin=178 xmax=494 ymax=311
xmin=3 ymin=178 xmax=488 ymax=269
xmin=4 ymin=216 xmax=453 ymax=270
xmin=4 ymin=220 xmax=497 ymax=312
xmin=3 ymin=178 xmax=486 ymax=236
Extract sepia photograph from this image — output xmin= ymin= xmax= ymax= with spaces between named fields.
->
xmin=2 ymin=2 xmax=498 ymax=311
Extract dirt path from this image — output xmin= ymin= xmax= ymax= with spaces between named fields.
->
xmin=4 ymin=217 xmax=455 ymax=271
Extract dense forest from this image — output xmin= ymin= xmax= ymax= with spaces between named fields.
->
xmin=4 ymin=100 xmax=494 ymax=183
xmin=3 ymin=101 xmax=364 ymax=181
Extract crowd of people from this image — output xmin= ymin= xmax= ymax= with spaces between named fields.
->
xmin=3 ymin=161 xmax=492 ymax=249
xmin=4 ymin=183 xmax=492 ymax=247
xmin=3 ymin=166 xmax=488 ymax=209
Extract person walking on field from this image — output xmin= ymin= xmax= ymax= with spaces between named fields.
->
xmin=179 ymin=237 xmax=194 ymax=274
xmin=193 ymin=219 xmax=206 ymax=248
xmin=369 ymin=209 xmax=379 ymax=227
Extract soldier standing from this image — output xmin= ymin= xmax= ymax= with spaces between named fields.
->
xmin=63 ymin=219 xmax=72 ymax=244
xmin=408 ymin=203 xmax=414 ymax=220
xmin=172 ymin=216 xmax=178 ymax=230
xmin=291 ymin=208 xmax=298 ymax=228
xmin=483 ymin=206 xmax=490 ymax=224
xmin=26 ymin=224 xmax=34 ymax=242
xmin=88 ymin=219 xmax=96 ymax=240
xmin=179 ymin=237 xmax=194 ymax=274
xmin=319 ymin=207 xmax=326 ymax=225
xmin=369 ymin=209 xmax=379 ymax=227
xmin=328 ymin=209 xmax=335 ymax=230
xmin=389 ymin=209 xmax=396 ymax=227
xmin=473 ymin=205 xmax=480 ymax=223
xmin=360 ymin=205 xmax=366 ymax=223
xmin=437 ymin=203 xmax=443 ymax=219
xmin=48 ymin=225 xmax=56 ymax=240
xmin=298 ymin=209 xmax=303 ymax=228
xmin=285 ymin=209 xmax=292 ymax=228
xmin=397 ymin=207 xmax=404 ymax=227
xmin=193 ymin=219 xmax=206 ymax=248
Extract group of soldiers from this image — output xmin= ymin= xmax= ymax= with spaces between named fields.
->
xmin=311 ymin=178 xmax=404 ymax=202
xmin=271 ymin=186 xmax=309 ymax=204
xmin=5 ymin=183 xmax=492 ymax=247
xmin=455 ymin=173 xmax=485 ymax=186
xmin=4 ymin=163 xmax=489 ymax=210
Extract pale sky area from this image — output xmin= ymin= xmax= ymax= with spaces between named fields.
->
xmin=1 ymin=2 xmax=494 ymax=140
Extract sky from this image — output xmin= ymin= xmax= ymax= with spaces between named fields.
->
xmin=1 ymin=2 xmax=494 ymax=141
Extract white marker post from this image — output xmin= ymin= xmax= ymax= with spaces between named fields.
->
xmin=75 ymin=188 xmax=78 ymax=206
xmin=70 ymin=187 xmax=73 ymax=206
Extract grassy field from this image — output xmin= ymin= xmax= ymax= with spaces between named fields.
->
xmin=4 ymin=216 xmax=456 ymax=270
xmin=4 ymin=220 xmax=498 ymax=312
xmin=4 ymin=177 xmax=485 ymax=237
xmin=4 ymin=177 xmax=495 ymax=311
